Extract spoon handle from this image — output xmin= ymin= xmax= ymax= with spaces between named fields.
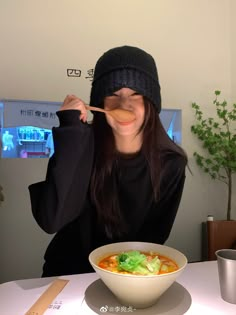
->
xmin=85 ymin=105 xmax=106 ymax=114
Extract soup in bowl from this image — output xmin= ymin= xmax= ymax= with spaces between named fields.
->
xmin=89 ymin=242 xmax=187 ymax=309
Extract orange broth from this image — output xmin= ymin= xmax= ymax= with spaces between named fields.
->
xmin=98 ymin=251 xmax=179 ymax=275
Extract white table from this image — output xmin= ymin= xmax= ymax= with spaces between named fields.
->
xmin=0 ymin=261 xmax=235 ymax=314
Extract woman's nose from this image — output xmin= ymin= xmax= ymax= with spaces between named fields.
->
xmin=119 ymin=96 xmax=131 ymax=109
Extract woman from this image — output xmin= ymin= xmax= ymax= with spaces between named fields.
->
xmin=29 ymin=45 xmax=187 ymax=276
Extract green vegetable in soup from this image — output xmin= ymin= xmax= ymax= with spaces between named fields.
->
xmin=117 ymin=250 xmax=161 ymax=275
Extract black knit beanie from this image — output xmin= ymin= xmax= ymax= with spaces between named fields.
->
xmin=90 ymin=45 xmax=161 ymax=113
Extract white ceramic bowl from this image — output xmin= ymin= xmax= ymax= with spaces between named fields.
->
xmin=89 ymin=241 xmax=187 ymax=309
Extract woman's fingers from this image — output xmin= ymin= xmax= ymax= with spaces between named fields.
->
xmin=61 ymin=94 xmax=80 ymax=109
xmin=79 ymin=112 xmax=87 ymax=123
xmin=60 ymin=95 xmax=88 ymax=122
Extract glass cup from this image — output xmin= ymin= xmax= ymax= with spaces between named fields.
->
xmin=215 ymin=249 xmax=236 ymax=304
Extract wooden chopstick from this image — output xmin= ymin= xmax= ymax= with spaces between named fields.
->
xmin=25 ymin=278 xmax=69 ymax=315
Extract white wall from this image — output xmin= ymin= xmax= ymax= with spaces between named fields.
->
xmin=230 ymin=0 xmax=236 ymax=97
xmin=0 ymin=0 xmax=235 ymax=283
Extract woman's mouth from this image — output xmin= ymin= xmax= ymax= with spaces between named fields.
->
xmin=117 ymin=119 xmax=135 ymax=125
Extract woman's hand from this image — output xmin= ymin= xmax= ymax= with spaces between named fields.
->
xmin=60 ymin=94 xmax=88 ymax=122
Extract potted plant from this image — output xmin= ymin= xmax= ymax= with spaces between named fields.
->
xmin=191 ymin=90 xmax=236 ymax=220
xmin=191 ymin=90 xmax=236 ymax=259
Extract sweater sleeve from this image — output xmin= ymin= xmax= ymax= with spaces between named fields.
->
xmin=28 ymin=110 xmax=94 ymax=234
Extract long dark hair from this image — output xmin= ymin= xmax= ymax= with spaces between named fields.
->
xmin=90 ymin=98 xmax=187 ymax=237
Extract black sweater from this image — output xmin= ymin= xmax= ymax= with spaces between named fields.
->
xmin=29 ymin=110 xmax=186 ymax=276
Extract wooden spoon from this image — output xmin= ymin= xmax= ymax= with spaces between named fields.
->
xmin=85 ymin=105 xmax=135 ymax=123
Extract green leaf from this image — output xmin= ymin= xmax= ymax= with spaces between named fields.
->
xmin=117 ymin=251 xmax=161 ymax=275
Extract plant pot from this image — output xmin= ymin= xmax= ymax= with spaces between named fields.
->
xmin=202 ymin=220 xmax=236 ymax=260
